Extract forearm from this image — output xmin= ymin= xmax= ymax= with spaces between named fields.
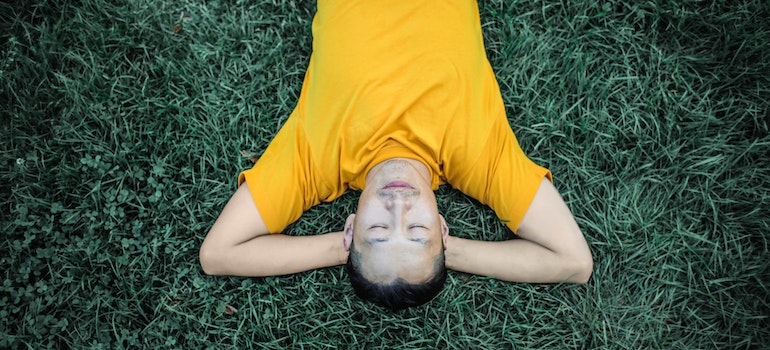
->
xmin=202 ymin=231 xmax=348 ymax=277
xmin=445 ymin=236 xmax=591 ymax=284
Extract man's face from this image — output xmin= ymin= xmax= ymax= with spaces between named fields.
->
xmin=345 ymin=159 xmax=448 ymax=284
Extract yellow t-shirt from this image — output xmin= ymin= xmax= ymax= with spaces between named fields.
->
xmin=239 ymin=0 xmax=551 ymax=234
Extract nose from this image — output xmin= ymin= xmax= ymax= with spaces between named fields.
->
xmin=383 ymin=191 xmax=414 ymax=210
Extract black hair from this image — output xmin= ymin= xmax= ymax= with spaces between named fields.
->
xmin=345 ymin=240 xmax=447 ymax=310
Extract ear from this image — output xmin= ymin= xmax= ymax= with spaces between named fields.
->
xmin=439 ymin=215 xmax=450 ymax=247
xmin=343 ymin=214 xmax=356 ymax=251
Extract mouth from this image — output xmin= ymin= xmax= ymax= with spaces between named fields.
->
xmin=382 ymin=181 xmax=415 ymax=190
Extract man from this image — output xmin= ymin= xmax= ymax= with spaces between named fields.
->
xmin=199 ymin=0 xmax=593 ymax=310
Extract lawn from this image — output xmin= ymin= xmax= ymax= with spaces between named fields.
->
xmin=1 ymin=0 xmax=769 ymax=348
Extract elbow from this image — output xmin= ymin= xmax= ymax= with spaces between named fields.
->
xmin=571 ymin=253 xmax=593 ymax=284
xmin=199 ymin=243 xmax=222 ymax=276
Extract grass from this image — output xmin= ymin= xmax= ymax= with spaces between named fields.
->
xmin=1 ymin=0 xmax=769 ymax=348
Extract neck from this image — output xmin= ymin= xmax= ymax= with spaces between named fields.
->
xmin=364 ymin=158 xmax=431 ymax=190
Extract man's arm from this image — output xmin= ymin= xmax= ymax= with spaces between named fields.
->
xmin=199 ymin=182 xmax=348 ymax=277
xmin=444 ymin=178 xmax=593 ymax=283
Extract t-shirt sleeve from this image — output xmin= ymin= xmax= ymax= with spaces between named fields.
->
xmin=452 ymin=120 xmax=552 ymax=234
xmin=237 ymin=115 xmax=321 ymax=234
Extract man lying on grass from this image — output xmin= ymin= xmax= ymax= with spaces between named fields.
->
xmin=199 ymin=0 xmax=593 ymax=310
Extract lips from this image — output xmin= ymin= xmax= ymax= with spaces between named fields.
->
xmin=382 ymin=181 xmax=414 ymax=189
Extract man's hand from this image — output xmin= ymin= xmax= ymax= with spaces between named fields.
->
xmin=199 ymin=183 xmax=348 ymax=277
xmin=444 ymin=177 xmax=592 ymax=283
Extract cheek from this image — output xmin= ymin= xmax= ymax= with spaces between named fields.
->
xmin=356 ymin=191 xmax=381 ymax=213
xmin=413 ymin=203 xmax=440 ymax=222
xmin=416 ymin=194 xmax=438 ymax=209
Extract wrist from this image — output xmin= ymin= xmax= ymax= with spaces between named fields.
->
xmin=339 ymin=247 xmax=349 ymax=266
xmin=444 ymin=235 xmax=465 ymax=271
xmin=330 ymin=231 xmax=349 ymax=266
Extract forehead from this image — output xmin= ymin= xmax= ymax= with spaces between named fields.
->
xmin=356 ymin=245 xmax=438 ymax=283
